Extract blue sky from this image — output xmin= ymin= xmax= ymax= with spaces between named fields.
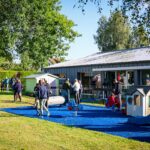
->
xmin=60 ymin=0 xmax=120 ymax=60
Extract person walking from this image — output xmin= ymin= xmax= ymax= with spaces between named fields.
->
xmin=72 ymin=79 xmax=80 ymax=104
xmin=13 ymin=79 xmax=23 ymax=102
xmin=38 ymin=80 xmax=50 ymax=117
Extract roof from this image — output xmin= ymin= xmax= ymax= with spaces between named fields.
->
xmin=126 ymin=86 xmax=150 ymax=96
xmin=25 ymin=73 xmax=59 ymax=79
xmin=45 ymin=47 xmax=150 ymax=69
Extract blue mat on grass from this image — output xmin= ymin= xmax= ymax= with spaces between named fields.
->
xmin=1 ymin=105 xmax=150 ymax=143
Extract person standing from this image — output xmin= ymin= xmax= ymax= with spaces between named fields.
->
xmin=38 ymin=80 xmax=50 ymax=117
xmin=72 ymin=79 xmax=80 ymax=104
xmin=78 ymin=80 xmax=83 ymax=101
xmin=62 ymin=78 xmax=71 ymax=104
xmin=34 ymin=82 xmax=40 ymax=108
xmin=114 ymin=79 xmax=122 ymax=110
xmin=146 ymin=74 xmax=150 ymax=86
xmin=13 ymin=79 xmax=23 ymax=102
xmin=44 ymin=79 xmax=52 ymax=108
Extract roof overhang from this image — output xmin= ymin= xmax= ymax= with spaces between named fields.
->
xmin=93 ymin=66 xmax=150 ymax=72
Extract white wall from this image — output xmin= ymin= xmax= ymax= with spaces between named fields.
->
xmin=127 ymin=91 xmax=144 ymax=117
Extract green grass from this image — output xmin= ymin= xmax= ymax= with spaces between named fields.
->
xmin=81 ymin=99 xmax=105 ymax=106
xmin=0 ymin=92 xmax=150 ymax=150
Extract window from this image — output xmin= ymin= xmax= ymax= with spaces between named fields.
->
xmin=134 ymin=95 xmax=141 ymax=106
xmin=128 ymin=97 xmax=132 ymax=105
xmin=141 ymin=70 xmax=150 ymax=85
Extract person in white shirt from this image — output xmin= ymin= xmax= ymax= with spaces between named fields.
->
xmin=72 ymin=79 xmax=80 ymax=104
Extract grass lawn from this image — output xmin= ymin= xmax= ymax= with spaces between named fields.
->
xmin=0 ymin=92 xmax=150 ymax=150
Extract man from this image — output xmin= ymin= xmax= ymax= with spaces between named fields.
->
xmin=38 ymin=80 xmax=50 ymax=117
xmin=62 ymin=78 xmax=71 ymax=104
xmin=72 ymin=79 xmax=80 ymax=104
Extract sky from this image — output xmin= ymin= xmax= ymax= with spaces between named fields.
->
xmin=60 ymin=0 xmax=120 ymax=60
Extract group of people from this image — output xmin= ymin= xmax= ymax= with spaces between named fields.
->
xmin=62 ymin=78 xmax=83 ymax=105
xmin=1 ymin=77 xmax=16 ymax=91
xmin=34 ymin=79 xmax=51 ymax=117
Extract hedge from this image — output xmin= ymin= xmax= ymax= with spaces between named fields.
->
xmin=0 ymin=70 xmax=37 ymax=86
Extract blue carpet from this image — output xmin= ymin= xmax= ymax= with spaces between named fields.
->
xmin=1 ymin=105 xmax=150 ymax=143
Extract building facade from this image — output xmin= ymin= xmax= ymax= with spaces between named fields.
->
xmin=44 ymin=47 xmax=150 ymax=90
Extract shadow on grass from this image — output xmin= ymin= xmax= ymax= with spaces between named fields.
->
xmin=129 ymin=136 xmax=150 ymax=143
xmin=0 ymin=91 xmax=13 ymax=95
xmin=0 ymin=99 xmax=33 ymax=105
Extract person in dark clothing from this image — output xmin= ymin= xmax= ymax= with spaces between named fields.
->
xmin=102 ymin=78 xmax=108 ymax=98
xmin=1 ymin=80 xmax=5 ymax=91
xmin=34 ymin=82 xmax=40 ymax=108
xmin=62 ymin=78 xmax=71 ymax=104
xmin=13 ymin=79 xmax=23 ymax=102
xmin=113 ymin=79 xmax=122 ymax=110
xmin=38 ymin=80 xmax=50 ymax=117
xmin=44 ymin=79 xmax=52 ymax=108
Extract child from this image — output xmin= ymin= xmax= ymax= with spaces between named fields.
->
xmin=105 ymin=92 xmax=115 ymax=108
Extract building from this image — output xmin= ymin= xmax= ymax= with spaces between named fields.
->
xmin=24 ymin=73 xmax=59 ymax=95
xmin=44 ymin=47 xmax=150 ymax=90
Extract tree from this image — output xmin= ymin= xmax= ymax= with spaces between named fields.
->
xmin=76 ymin=0 xmax=150 ymax=33
xmin=94 ymin=10 xmax=131 ymax=52
xmin=0 ymin=0 xmax=79 ymax=70
xmin=129 ymin=25 xmax=150 ymax=48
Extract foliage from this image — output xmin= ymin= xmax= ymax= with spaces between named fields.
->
xmin=0 ymin=0 xmax=79 ymax=70
xmin=128 ymin=25 xmax=150 ymax=48
xmin=0 ymin=70 xmax=36 ymax=82
xmin=94 ymin=10 xmax=131 ymax=51
xmin=76 ymin=0 xmax=150 ymax=33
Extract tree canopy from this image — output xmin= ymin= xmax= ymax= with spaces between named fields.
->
xmin=77 ymin=0 xmax=150 ymax=33
xmin=0 ymin=0 xmax=79 ymax=70
xmin=94 ymin=10 xmax=131 ymax=52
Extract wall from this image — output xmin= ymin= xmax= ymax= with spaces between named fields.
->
xmin=25 ymin=78 xmax=36 ymax=92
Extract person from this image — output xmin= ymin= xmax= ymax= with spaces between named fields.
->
xmin=5 ymin=77 xmax=9 ymax=91
xmin=105 ymin=92 xmax=115 ymax=108
xmin=13 ymin=79 xmax=23 ymax=102
xmin=1 ymin=80 xmax=5 ymax=91
xmin=62 ymin=78 xmax=71 ymax=104
xmin=44 ymin=79 xmax=52 ymax=108
xmin=146 ymin=74 xmax=150 ymax=86
xmin=38 ymin=80 xmax=50 ymax=117
xmin=102 ymin=78 xmax=108 ymax=98
xmin=34 ymin=82 xmax=40 ymax=109
xmin=72 ymin=79 xmax=80 ymax=104
xmin=78 ymin=80 xmax=83 ymax=101
xmin=113 ymin=79 xmax=122 ymax=110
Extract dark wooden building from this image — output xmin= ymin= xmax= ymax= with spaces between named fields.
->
xmin=44 ymin=47 xmax=150 ymax=90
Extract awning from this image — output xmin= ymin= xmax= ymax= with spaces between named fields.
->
xmin=93 ymin=66 xmax=150 ymax=72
